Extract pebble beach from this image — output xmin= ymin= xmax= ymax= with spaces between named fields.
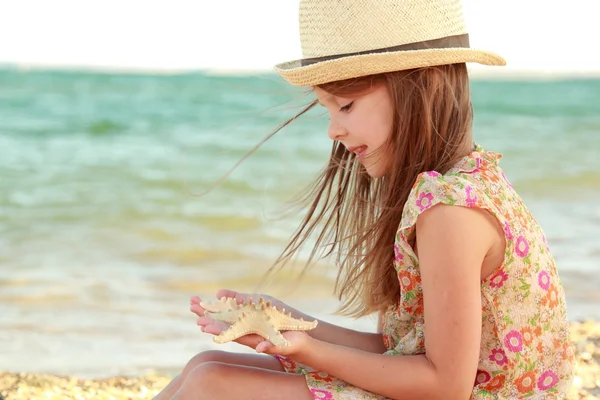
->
xmin=1 ymin=320 xmax=599 ymax=400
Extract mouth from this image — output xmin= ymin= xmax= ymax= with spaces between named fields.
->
xmin=347 ymin=145 xmax=368 ymax=158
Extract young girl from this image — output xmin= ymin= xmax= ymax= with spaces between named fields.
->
xmin=155 ymin=0 xmax=575 ymax=398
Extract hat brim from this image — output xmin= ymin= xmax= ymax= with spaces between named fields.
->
xmin=274 ymin=48 xmax=506 ymax=87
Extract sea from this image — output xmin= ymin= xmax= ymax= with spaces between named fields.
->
xmin=0 ymin=66 xmax=599 ymax=378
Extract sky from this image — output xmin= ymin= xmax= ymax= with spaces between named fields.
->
xmin=0 ymin=0 xmax=598 ymax=74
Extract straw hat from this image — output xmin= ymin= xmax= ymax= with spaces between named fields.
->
xmin=274 ymin=0 xmax=506 ymax=87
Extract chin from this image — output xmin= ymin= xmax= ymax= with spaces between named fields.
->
xmin=361 ymin=153 xmax=388 ymax=178
xmin=364 ymin=165 xmax=386 ymax=178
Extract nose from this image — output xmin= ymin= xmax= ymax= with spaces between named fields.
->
xmin=327 ymin=119 xmax=347 ymax=141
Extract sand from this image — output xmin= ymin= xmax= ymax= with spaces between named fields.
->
xmin=1 ymin=320 xmax=599 ymax=400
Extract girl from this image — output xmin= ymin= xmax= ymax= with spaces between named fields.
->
xmin=156 ymin=0 xmax=575 ymax=398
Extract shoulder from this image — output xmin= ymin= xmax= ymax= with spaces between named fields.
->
xmin=401 ymin=170 xmax=480 ymax=233
xmin=400 ymin=146 xmax=504 ymax=232
xmin=416 ymin=202 xmax=498 ymax=256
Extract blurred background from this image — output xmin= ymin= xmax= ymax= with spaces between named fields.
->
xmin=0 ymin=0 xmax=599 ymax=379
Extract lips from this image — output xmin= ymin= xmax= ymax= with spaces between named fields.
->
xmin=347 ymin=145 xmax=368 ymax=157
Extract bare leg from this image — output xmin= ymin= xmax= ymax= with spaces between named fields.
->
xmin=152 ymin=350 xmax=285 ymax=400
xmin=171 ymin=361 xmax=314 ymax=400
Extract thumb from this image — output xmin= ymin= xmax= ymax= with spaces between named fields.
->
xmin=255 ymin=340 xmax=275 ymax=354
xmin=216 ymin=288 xmax=248 ymax=304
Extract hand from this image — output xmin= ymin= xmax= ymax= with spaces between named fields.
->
xmin=190 ymin=289 xmax=312 ymax=356
xmin=190 ymin=289 xmax=281 ymax=314
xmin=255 ymin=330 xmax=312 ymax=357
xmin=190 ymin=288 xmax=290 ymax=322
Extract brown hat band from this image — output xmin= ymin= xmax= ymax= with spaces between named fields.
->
xmin=300 ymin=33 xmax=470 ymax=67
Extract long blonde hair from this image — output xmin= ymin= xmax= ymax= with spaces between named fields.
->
xmin=197 ymin=63 xmax=474 ymax=318
xmin=258 ymin=63 xmax=475 ymax=318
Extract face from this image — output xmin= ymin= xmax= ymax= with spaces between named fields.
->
xmin=314 ymin=84 xmax=394 ymax=178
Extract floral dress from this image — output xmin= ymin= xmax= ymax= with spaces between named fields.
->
xmin=276 ymin=145 xmax=575 ymax=399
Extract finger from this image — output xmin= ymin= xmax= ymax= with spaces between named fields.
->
xmin=190 ymin=303 xmax=205 ymax=317
xmin=255 ymin=340 xmax=275 ymax=354
xmin=216 ymin=288 xmax=247 ymax=304
xmin=196 ymin=316 xmax=214 ymax=326
xmin=233 ymin=334 xmax=266 ymax=349
xmin=197 ymin=319 xmax=230 ymax=335
xmin=190 ymin=295 xmax=201 ymax=305
xmin=197 ymin=318 xmax=228 ymax=328
xmin=200 ymin=324 xmax=223 ymax=335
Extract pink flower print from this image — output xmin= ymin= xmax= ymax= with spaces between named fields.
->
xmin=310 ymin=389 xmax=334 ymax=399
xmin=273 ymin=354 xmax=296 ymax=371
xmin=504 ymin=330 xmax=524 ymax=352
xmin=489 ymin=348 xmax=508 ymax=366
xmin=537 ymin=370 xmax=559 ymax=390
xmin=416 ymin=192 xmax=434 ymax=212
xmin=465 ymin=185 xmax=478 ymax=207
xmin=542 ymin=234 xmax=550 ymax=252
xmin=503 ymin=221 xmax=514 ymax=241
xmin=489 ymin=270 xmax=509 ymax=288
xmin=383 ymin=333 xmax=391 ymax=349
xmin=475 ymin=157 xmax=483 ymax=170
xmin=425 ymin=171 xmax=441 ymax=178
xmin=475 ymin=370 xmax=491 ymax=385
xmin=393 ymin=242 xmax=404 ymax=262
xmin=515 ymin=235 xmax=530 ymax=257
xmin=502 ymin=171 xmax=514 ymax=188
xmin=538 ymin=270 xmax=551 ymax=291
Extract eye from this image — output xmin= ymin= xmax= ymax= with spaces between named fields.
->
xmin=339 ymin=102 xmax=353 ymax=112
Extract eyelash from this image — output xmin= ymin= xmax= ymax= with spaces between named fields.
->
xmin=339 ymin=102 xmax=353 ymax=112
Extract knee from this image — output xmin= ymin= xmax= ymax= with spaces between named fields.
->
xmin=184 ymin=350 xmax=229 ymax=374
xmin=181 ymin=361 xmax=230 ymax=393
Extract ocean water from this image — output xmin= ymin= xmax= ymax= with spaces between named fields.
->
xmin=0 ymin=67 xmax=599 ymax=378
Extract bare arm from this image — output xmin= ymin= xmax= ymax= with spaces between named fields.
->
xmin=194 ymin=290 xmax=387 ymax=353
xmin=294 ymin=310 xmax=387 ymax=354
xmin=289 ymin=204 xmax=496 ymax=399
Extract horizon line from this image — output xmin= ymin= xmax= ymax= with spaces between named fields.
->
xmin=2 ymin=62 xmax=600 ymax=80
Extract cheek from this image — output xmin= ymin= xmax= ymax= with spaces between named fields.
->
xmin=373 ymin=104 xmax=394 ymax=140
xmin=353 ymin=115 xmax=391 ymax=146
xmin=369 ymin=116 xmax=393 ymax=147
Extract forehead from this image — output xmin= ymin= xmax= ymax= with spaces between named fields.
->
xmin=313 ymin=84 xmax=388 ymax=106
xmin=313 ymin=87 xmax=336 ymax=105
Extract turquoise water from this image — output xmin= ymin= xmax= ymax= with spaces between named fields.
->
xmin=1 ymin=67 xmax=599 ymax=378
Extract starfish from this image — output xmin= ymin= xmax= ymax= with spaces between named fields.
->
xmin=200 ymin=297 xmax=318 ymax=347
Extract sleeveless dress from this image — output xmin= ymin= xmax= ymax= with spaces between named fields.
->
xmin=276 ymin=145 xmax=575 ymax=399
